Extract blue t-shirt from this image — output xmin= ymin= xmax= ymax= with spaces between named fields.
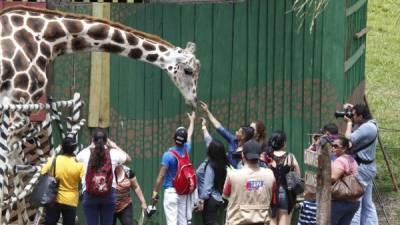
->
xmin=161 ymin=142 xmax=192 ymax=189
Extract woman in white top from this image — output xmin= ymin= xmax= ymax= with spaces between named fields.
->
xmin=76 ymin=129 xmax=131 ymax=225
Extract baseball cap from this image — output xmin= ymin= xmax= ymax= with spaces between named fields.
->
xmin=174 ymin=127 xmax=188 ymax=145
xmin=243 ymin=140 xmax=261 ymax=160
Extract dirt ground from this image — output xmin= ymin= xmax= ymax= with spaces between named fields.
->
xmin=377 ymin=195 xmax=400 ymax=225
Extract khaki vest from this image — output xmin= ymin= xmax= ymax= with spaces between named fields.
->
xmin=225 ymin=166 xmax=275 ymax=225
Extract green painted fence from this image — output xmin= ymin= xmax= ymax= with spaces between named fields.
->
xmin=50 ymin=0 xmax=368 ymax=224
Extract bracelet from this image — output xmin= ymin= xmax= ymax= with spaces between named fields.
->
xmin=202 ymin=126 xmax=207 ymax=130
xmin=152 ymin=191 xmax=158 ymax=196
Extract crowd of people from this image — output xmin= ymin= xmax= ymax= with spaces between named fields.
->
xmin=40 ymin=102 xmax=379 ymax=225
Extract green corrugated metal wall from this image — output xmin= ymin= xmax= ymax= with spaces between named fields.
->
xmin=49 ymin=0 xmax=368 ymax=224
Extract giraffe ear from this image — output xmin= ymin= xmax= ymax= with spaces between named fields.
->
xmin=185 ymin=42 xmax=196 ymax=54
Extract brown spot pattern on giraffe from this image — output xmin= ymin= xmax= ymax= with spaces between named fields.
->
xmin=72 ymin=37 xmax=90 ymax=51
xmin=29 ymin=12 xmax=40 ymax=17
xmin=159 ymin=45 xmax=167 ymax=52
xmin=1 ymin=39 xmax=16 ymax=59
xmin=53 ymin=42 xmax=67 ymax=56
xmin=100 ymin=44 xmax=124 ymax=54
xmin=27 ymin=18 xmax=45 ymax=33
xmin=28 ymin=66 xmax=45 ymax=87
xmin=13 ymin=91 xmax=29 ymax=103
xmin=1 ymin=60 xmax=14 ymax=80
xmin=128 ymin=48 xmax=142 ymax=59
xmin=126 ymin=33 xmax=138 ymax=45
xmin=32 ymin=91 xmax=43 ymax=102
xmin=87 ymin=24 xmax=109 ymax=40
xmin=43 ymin=22 xmax=66 ymax=42
xmin=14 ymin=29 xmax=38 ymax=61
xmin=14 ymin=73 xmax=29 ymax=90
xmin=146 ymin=54 xmax=158 ymax=62
xmin=36 ymin=56 xmax=47 ymax=72
xmin=44 ymin=14 xmax=56 ymax=20
xmin=0 ymin=81 xmax=11 ymax=92
xmin=62 ymin=19 xmax=83 ymax=34
xmin=14 ymin=51 xmax=29 ymax=71
xmin=11 ymin=15 xmax=23 ymax=27
xmin=13 ymin=11 xmax=26 ymax=16
xmin=40 ymin=42 xmax=51 ymax=58
xmin=112 ymin=30 xmax=124 ymax=44
xmin=0 ymin=16 xmax=12 ymax=37
xmin=142 ymin=42 xmax=156 ymax=51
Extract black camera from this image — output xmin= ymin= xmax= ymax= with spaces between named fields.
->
xmin=334 ymin=107 xmax=353 ymax=118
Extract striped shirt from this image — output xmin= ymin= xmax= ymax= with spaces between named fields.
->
xmin=298 ymin=200 xmax=317 ymax=225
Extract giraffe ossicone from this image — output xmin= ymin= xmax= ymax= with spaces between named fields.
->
xmin=0 ymin=6 xmax=201 ymax=108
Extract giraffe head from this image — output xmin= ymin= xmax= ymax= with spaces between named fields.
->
xmin=166 ymin=42 xmax=200 ymax=109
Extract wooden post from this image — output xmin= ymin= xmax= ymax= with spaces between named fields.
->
xmin=316 ymin=137 xmax=331 ymax=225
xmin=89 ymin=3 xmax=110 ymax=128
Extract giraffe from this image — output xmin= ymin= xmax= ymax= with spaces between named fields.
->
xmin=0 ymin=6 xmax=200 ymax=108
xmin=0 ymin=6 xmax=201 ymax=224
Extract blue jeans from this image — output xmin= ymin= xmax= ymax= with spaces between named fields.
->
xmin=351 ymin=166 xmax=379 ymax=225
xmin=331 ymin=201 xmax=360 ymax=225
xmin=44 ymin=202 xmax=76 ymax=225
xmin=82 ymin=189 xmax=116 ymax=225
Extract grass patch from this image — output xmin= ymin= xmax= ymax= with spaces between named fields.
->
xmin=366 ymin=0 xmax=400 ymax=222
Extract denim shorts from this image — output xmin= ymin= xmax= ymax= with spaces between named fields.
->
xmin=277 ymin=186 xmax=289 ymax=211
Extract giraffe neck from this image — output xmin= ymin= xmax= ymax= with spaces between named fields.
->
xmin=2 ymin=7 xmax=178 ymax=70
xmin=0 ymin=6 xmax=199 ymax=106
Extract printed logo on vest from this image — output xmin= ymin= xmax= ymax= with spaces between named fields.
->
xmin=246 ymin=180 xmax=264 ymax=191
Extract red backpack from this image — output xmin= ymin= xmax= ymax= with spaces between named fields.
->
xmin=85 ymin=148 xmax=113 ymax=196
xmin=169 ymin=148 xmax=197 ymax=195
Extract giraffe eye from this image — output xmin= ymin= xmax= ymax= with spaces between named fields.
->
xmin=184 ymin=68 xmax=193 ymax=76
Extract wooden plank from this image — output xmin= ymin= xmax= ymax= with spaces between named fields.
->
xmin=88 ymin=3 xmax=110 ymax=128
xmin=304 ymin=149 xmax=318 ymax=167
xmin=346 ymin=0 xmax=367 ymax=17
xmin=266 ymin=0 xmax=275 ymax=133
xmin=212 ymin=3 xmax=233 ymax=133
xmin=246 ymin=0 xmax=258 ymax=122
xmin=273 ymin=0 xmax=285 ymax=129
xmin=257 ymin=0 xmax=267 ymax=122
xmin=229 ymin=2 xmax=247 ymax=130
xmin=344 ymin=43 xmax=365 ymax=72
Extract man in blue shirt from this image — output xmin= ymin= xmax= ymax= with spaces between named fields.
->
xmin=343 ymin=103 xmax=378 ymax=225
xmin=152 ymin=111 xmax=195 ymax=225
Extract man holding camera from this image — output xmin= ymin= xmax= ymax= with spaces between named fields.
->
xmin=342 ymin=103 xmax=378 ymax=225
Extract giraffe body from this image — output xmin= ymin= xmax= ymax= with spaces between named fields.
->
xmin=0 ymin=6 xmax=200 ymax=107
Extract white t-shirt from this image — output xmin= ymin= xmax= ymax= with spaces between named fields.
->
xmin=76 ymin=145 xmax=127 ymax=191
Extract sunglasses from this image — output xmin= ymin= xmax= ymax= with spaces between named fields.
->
xmin=331 ymin=144 xmax=343 ymax=149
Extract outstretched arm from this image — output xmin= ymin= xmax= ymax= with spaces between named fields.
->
xmin=200 ymin=101 xmax=222 ymax=129
xmin=131 ymin=177 xmax=147 ymax=210
xmin=201 ymin=117 xmax=212 ymax=147
xmin=187 ymin=111 xmax=196 ymax=143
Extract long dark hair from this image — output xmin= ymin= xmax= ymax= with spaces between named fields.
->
xmin=253 ymin=120 xmax=266 ymax=144
xmin=207 ymin=140 xmax=229 ymax=192
xmin=238 ymin=126 xmax=254 ymax=147
xmin=268 ymin=130 xmax=287 ymax=151
xmin=90 ymin=129 xmax=108 ymax=170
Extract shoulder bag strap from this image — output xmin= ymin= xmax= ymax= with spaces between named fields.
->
xmin=48 ymin=156 xmax=57 ymax=177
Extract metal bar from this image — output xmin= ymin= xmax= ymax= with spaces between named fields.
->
xmin=354 ymin=27 xmax=369 ymax=39
xmin=346 ymin=0 xmax=367 ymax=17
xmin=344 ymin=43 xmax=365 ymax=72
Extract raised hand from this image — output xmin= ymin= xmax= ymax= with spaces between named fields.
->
xmin=199 ymin=101 xmax=209 ymax=112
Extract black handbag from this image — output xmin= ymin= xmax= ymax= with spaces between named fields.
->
xmin=285 ymin=154 xmax=304 ymax=195
xmin=30 ymin=156 xmax=59 ymax=207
